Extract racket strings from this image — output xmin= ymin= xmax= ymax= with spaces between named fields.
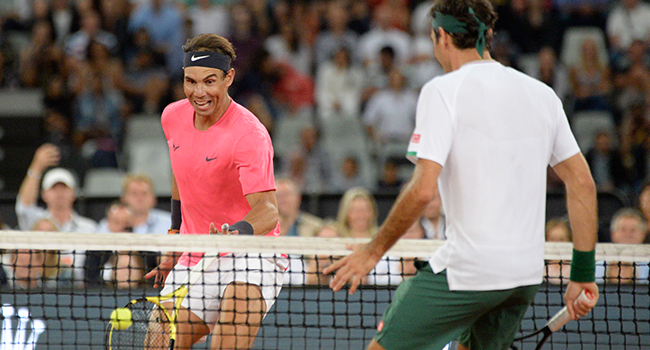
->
xmin=108 ymin=302 xmax=171 ymax=350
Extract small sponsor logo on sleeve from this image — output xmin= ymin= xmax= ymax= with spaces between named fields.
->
xmin=411 ymin=134 xmax=421 ymax=143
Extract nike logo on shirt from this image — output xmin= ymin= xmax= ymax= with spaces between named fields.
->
xmin=206 ymin=156 xmax=217 ymax=162
xmin=191 ymin=55 xmax=210 ymax=61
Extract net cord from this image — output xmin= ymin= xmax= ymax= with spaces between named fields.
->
xmin=1 ymin=231 xmax=647 ymax=262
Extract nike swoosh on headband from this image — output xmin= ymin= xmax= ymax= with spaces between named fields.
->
xmin=184 ymin=51 xmax=231 ymax=71
xmin=191 ymin=54 xmax=210 ymax=61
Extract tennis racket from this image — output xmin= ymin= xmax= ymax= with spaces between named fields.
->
xmin=510 ymin=289 xmax=597 ymax=350
xmin=105 ymin=224 xmax=228 ymax=350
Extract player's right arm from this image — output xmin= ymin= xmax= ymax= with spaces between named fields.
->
xmin=145 ymin=174 xmax=182 ymax=287
xmin=325 ymin=159 xmax=441 ymax=294
xmin=552 ymin=152 xmax=599 ymax=319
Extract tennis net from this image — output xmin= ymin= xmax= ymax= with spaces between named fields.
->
xmin=0 ymin=231 xmax=648 ymax=349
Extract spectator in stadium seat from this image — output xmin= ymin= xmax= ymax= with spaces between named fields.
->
xmin=334 ymin=187 xmax=378 ymax=240
xmin=635 ymin=182 xmax=650 ymax=243
xmin=333 ymin=155 xmax=369 ymax=193
xmin=495 ymin=0 xmax=563 ymax=54
xmin=544 ymin=218 xmax=573 ymax=285
xmin=122 ymin=28 xmax=171 ymax=114
xmin=315 ymin=46 xmax=365 ymax=121
xmin=264 ymin=20 xmax=313 ymax=77
xmin=72 ymin=65 xmax=125 ymax=168
xmin=128 ymin=0 xmax=184 ymax=79
xmin=313 ymin=1 xmax=359 ymax=67
xmin=98 ymin=0 xmax=131 ymax=62
xmin=375 ymin=158 xmax=404 ymax=195
xmin=621 ymin=100 xmax=650 ymax=189
xmin=363 ymin=68 xmax=417 ymax=147
xmin=10 ymin=218 xmax=59 ymax=289
xmin=528 ymin=46 xmax=571 ymax=105
xmin=185 ymin=0 xmax=231 ymax=39
xmin=15 ymin=144 xmax=97 ymax=286
xmin=116 ymin=174 xmax=171 ymax=283
xmin=596 ymin=208 xmax=650 ymax=284
xmin=283 ymin=125 xmax=333 ymax=194
xmin=569 ymin=38 xmax=613 ymax=112
xmin=334 ymin=187 xmax=401 ymax=286
xmin=226 ymin=3 xmax=265 ymax=100
xmin=48 ymin=0 xmax=82 ymax=45
xmin=64 ymin=10 xmax=118 ymax=62
xmin=362 ymin=45 xmax=397 ymax=104
xmin=606 ymin=0 xmax=650 ymax=54
xmin=407 ymin=1 xmax=446 ymax=90
xmin=612 ymin=40 xmax=650 ymax=114
xmin=357 ymin=4 xmax=411 ymax=68
xmin=555 ymin=0 xmax=609 ymax=29
xmin=585 ymin=130 xmax=630 ymax=192
xmin=18 ymin=20 xmax=65 ymax=89
xmin=305 ymin=219 xmax=343 ymax=286
xmin=84 ymin=201 xmax=138 ymax=288
xmin=0 ymin=50 xmax=20 ymax=88
xmin=16 ymin=144 xmax=96 ymax=233
xmin=276 ymin=178 xmax=323 ymax=238
xmin=276 ymin=177 xmax=325 ymax=286
xmin=257 ymin=49 xmax=315 ymax=116
xmin=420 ymin=190 xmax=446 ymax=240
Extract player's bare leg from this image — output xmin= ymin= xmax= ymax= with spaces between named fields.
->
xmin=367 ymin=339 xmax=386 ymax=350
xmin=159 ymin=302 xmax=210 ymax=349
xmin=211 ymin=282 xmax=266 ymax=349
xmin=457 ymin=344 xmax=469 ymax=350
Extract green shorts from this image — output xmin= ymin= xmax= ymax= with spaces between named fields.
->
xmin=375 ymin=261 xmax=540 ymax=350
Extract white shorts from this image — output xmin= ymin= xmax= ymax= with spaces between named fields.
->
xmin=161 ymin=253 xmax=288 ymax=328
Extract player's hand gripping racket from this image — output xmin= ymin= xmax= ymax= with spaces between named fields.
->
xmin=105 ymin=224 xmax=229 ymax=350
xmin=510 ymin=290 xmax=597 ymax=350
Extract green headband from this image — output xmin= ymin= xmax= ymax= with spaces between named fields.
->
xmin=431 ymin=7 xmax=488 ymax=58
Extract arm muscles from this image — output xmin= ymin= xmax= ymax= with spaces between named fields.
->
xmin=243 ymin=190 xmax=279 ymax=235
xmin=370 ymin=159 xmax=442 ymax=255
xmin=551 ymin=152 xmax=599 ymax=319
xmin=552 ymin=153 xmax=598 ymax=251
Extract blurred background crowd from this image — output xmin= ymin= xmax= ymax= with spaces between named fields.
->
xmin=1 ymin=0 xmax=650 ymax=289
xmin=0 ymin=0 xmax=648 ymax=198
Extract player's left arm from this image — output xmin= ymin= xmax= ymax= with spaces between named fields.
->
xmin=241 ymin=190 xmax=279 ymax=235
xmin=552 ymin=153 xmax=599 ymax=319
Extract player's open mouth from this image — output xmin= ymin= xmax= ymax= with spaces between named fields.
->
xmin=194 ymin=100 xmax=211 ymax=109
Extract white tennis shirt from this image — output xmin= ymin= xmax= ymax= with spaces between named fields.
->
xmin=407 ymin=60 xmax=580 ymax=291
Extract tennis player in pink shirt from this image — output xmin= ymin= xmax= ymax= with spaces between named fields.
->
xmin=144 ymin=33 xmax=287 ymax=349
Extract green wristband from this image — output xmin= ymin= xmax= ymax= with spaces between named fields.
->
xmin=570 ymin=249 xmax=596 ymax=282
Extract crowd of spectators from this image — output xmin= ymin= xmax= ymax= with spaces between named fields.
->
xmin=0 ymin=0 xmax=649 ymax=199
xmin=2 ymin=0 xmax=650 ymax=289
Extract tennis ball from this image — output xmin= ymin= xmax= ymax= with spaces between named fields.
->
xmin=110 ymin=307 xmax=133 ymax=330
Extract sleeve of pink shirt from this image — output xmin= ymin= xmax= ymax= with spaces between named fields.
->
xmin=233 ymin=129 xmax=276 ymax=195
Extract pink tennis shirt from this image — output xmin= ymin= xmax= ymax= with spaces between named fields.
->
xmin=161 ymin=98 xmax=279 ymax=266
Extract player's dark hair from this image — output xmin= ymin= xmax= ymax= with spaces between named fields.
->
xmin=183 ymin=33 xmax=237 ymax=62
xmin=430 ymin=0 xmax=497 ymax=52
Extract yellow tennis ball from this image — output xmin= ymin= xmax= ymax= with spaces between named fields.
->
xmin=110 ymin=307 xmax=133 ymax=330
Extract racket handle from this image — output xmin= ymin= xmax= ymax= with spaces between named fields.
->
xmin=546 ymin=290 xmax=596 ymax=332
